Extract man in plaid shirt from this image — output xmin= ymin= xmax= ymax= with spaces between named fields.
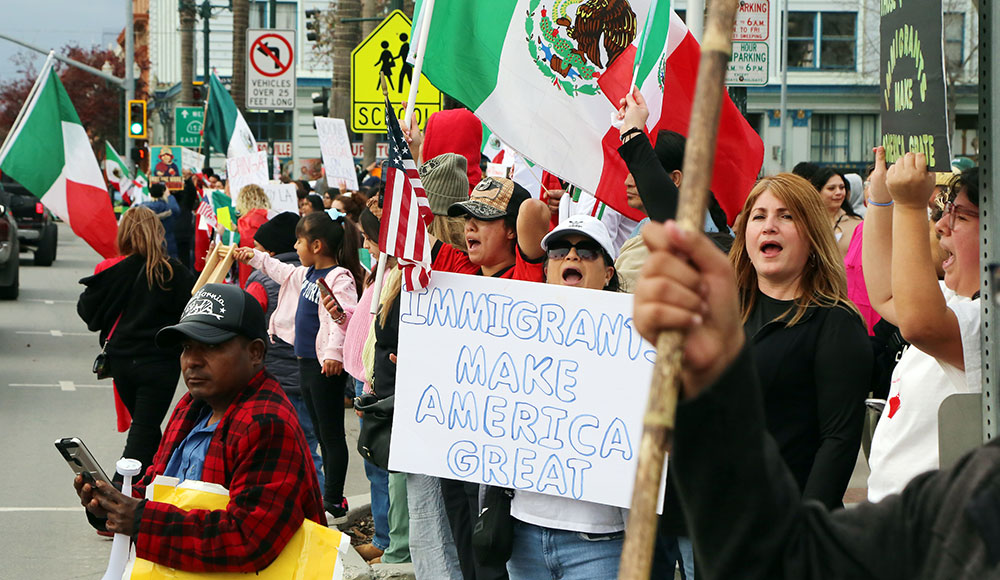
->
xmin=74 ymin=284 xmax=326 ymax=572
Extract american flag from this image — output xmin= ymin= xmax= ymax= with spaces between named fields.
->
xmin=196 ymin=197 xmax=217 ymax=229
xmin=380 ymin=96 xmax=435 ymax=291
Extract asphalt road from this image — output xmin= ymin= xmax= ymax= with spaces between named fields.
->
xmin=0 ymin=223 xmax=367 ymax=579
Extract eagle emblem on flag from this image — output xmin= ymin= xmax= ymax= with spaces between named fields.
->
xmin=526 ymin=0 xmax=637 ymax=97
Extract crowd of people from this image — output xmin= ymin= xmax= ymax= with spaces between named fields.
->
xmin=72 ymin=90 xmax=984 ymax=579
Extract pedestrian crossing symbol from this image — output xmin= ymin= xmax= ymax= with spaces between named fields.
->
xmin=350 ymin=10 xmax=443 ymax=134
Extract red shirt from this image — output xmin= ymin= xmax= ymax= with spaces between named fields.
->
xmin=431 ymin=241 xmax=545 ymax=282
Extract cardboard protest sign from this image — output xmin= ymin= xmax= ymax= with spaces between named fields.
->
xmin=391 ymin=273 xmax=660 ymax=509
xmin=263 ymin=182 xmax=299 ymax=214
xmin=226 ymin=151 xmax=269 ymax=198
xmin=149 ymin=146 xmax=184 ymax=190
xmin=181 ymin=147 xmax=205 ymax=173
xmin=315 ymin=117 xmax=360 ymax=191
xmin=880 ymin=0 xmax=951 ymax=170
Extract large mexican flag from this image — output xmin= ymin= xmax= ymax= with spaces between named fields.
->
xmin=414 ymin=0 xmax=763 ymax=223
xmin=0 ymin=64 xmax=118 ymax=258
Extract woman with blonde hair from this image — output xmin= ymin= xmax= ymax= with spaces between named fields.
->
xmin=235 ymin=183 xmax=272 ymax=287
xmin=729 ymin=173 xmax=871 ymax=509
xmin=77 ymin=206 xmax=194 ymax=487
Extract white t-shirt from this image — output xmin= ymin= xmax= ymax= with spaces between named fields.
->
xmin=511 ymin=491 xmax=628 ymax=534
xmin=867 ymin=283 xmax=981 ymax=502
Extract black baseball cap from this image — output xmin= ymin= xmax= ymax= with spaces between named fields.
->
xmin=448 ymin=177 xmax=530 ymax=221
xmin=156 ymin=284 xmax=268 ymax=348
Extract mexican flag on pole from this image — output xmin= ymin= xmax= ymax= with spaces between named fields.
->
xmin=203 ymin=72 xmax=257 ymax=159
xmin=104 ymin=142 xmax=131 ymax=197
xmin=413 ymin=0 xmax=763 ymax=223
xmin=0 ymin=62 xmax=118 ymax=258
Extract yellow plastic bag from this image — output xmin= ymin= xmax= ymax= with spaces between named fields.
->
xmin=126 ymin=476 xmax=349 ymax=580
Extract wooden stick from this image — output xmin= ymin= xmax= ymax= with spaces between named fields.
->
xmin=369 ymin=72 xmax=392 ymax=315
xmin=617 ymin=1 xmax=741 ymax=578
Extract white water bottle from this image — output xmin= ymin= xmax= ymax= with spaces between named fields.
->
xmin=101 ymin=458 xmax=142 ymax=580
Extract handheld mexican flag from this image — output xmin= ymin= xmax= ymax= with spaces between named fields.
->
xmin=104 ymin=142 xmax=131 ymax=196
xmin=0 ymin=58 xmax=118 ymax=258
xmin=131 ymin=168 xmax=151 ymax=205
xmin=203 ymin=72 xmax=257 ymax=159
xmin=413 ymin=0 xmax=763 ymax=223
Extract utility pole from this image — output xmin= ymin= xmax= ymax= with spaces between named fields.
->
xmin=125 ymin=0 xmax=135 ymax=164
xmin=231 ymin=0 xmax=249 ymax=113
xmin=267 ymin=0 xmax=276 ymax=172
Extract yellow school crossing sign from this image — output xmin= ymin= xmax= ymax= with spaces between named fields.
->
xmin=351 ymin=10 xmax=443 ymax=134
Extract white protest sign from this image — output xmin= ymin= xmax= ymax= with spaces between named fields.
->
xmin=391 ymin=273 xmax=660 ymax=509
xmin=263 ymin=182 xmax=299 ymax=214
xmin=226 ymin=151 xmax=269 ymax=197
xmin=315 ymin=117 xmax=360 ymax=191
xmin=181 ymin=147 xmax=205 ymax=173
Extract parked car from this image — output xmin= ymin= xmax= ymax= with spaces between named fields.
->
xmin=2 ymin=178 xmax=57 ymax=266
xmin=0 ymin=186 xmax=20 ymax=299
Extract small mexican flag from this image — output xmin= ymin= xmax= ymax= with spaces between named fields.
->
xmin=203 ymin=72 xmax=257 ymax=159
xmin=104 ymin=142 xmax=131 ymax=197
xmin=0 ymin=62 xmax=118 ymax=258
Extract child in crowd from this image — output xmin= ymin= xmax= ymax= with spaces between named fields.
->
xmin=233 ymin=211 xmax=364 ymax=523
xmin=244 ymin=211 xmax=325 ymax=490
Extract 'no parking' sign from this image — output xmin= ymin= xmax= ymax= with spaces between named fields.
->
xmin=246 ymin=29 xmax=296 ymax=111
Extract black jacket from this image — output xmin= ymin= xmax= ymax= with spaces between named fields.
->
xmin=747 ymin=296 xmax=871 ymax=509
xmin=674 ymin=346 xmax=1000 ymax=580
xmin=78 ymin=254 xmax=194 ymax=359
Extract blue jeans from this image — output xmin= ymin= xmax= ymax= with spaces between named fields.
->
xmin=677 ymin=537 xmax=695 ymax=579
xmin=406 ymin=473 xmax=463 ymax=580
xmin=286 ymin=391 xmax=324 ymax=492
xmin=507 ymin=520 xmax=623 ymax=580
xmin=355 ymin=377 xmax=390 ymax=551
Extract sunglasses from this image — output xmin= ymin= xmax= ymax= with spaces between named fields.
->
xmin=547 ymin=239 xmax=604 ymax=261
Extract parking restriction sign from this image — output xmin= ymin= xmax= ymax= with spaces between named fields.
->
xmin=246 ymin=29 xmax=296 ymax=110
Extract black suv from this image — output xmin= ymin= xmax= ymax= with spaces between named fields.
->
xmin=0 ymin=186 xmax=19 ymax=299
xmin=2 ymin=178 xmax=57 ymax=266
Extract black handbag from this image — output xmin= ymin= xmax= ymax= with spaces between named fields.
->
xmin=472 ymin=486 xmax=515 ymax=566
xmin=355 ymin=394 xmax=394 ymax=470
xmin=92 ymin=313 xmax=122 ymax=380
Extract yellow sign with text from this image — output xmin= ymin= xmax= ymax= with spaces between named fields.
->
xmin=351 ymin=10 xmax=443 ymax=134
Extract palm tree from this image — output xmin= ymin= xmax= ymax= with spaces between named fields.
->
xmin=231 ymin=0 xmax=249 ymax=112
xmin=179 ymin=0 xmax=196 ymax=104
xmin=332 ymin=0 xmax=361 ymax=129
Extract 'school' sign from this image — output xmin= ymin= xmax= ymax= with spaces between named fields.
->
xmin=391 ymin=273 xmax=662 ymax=510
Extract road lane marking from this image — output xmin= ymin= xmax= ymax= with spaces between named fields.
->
xmin=0 ymin=507 xmax=83 ymax=512
xmin=9 ymin=383 xmax=110 ymax=389
xmin=14 ymin=330 xmax=93 ymax=337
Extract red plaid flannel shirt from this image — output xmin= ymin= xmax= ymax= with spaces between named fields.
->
xmin=131 ymin=369 xmax=326 ymax=572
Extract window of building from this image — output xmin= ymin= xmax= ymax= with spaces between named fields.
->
xmin=944 ymin=12 xmax=964 ymax=73
xmin=250 ymin=1 xmax=297 ymax=29
xmin=787 ymin=12 xmax=856 ymax=70
xmin=245 ymin=111 xmax=294 ymax=141
xmin=810 ymin=114 xmax=878 ymax=164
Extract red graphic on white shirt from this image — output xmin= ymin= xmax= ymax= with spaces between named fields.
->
xmin=888 ymin=394 xmax=901 ymax=418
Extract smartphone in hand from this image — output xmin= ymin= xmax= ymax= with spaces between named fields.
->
xmin=55 ymin=437 xmax=112 ymax=485
xmin=317 ymin=278 xmax=341 ymax=313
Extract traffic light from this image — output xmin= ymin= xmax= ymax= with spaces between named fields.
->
xmin=192 ymin=81 xmax=204 ymax=103
xmin=127 ymin=100 xmax=147 ymax=139
xmin=305 ymin=9 xmax=320 ymax=42
xmin=312 ymin=87 xmax=330 ymax=117
xmin=130 ymin=140 xmax=147 ymax=165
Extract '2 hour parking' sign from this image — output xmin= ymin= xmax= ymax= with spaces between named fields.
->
xmin=246 ymin=29 xmax=296 ymax=111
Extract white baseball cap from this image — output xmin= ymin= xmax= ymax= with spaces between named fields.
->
xmin=541 ymin=215 xmax=618 ymax=261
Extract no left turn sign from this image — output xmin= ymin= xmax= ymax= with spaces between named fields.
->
xmin=246 ymin=29 xmax=296 ymax=110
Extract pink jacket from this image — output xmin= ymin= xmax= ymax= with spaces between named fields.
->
xmin=343 ymin=284 xmax=376 ymax=389
xmin=248 ymin=249 xmax=358 ymax=362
